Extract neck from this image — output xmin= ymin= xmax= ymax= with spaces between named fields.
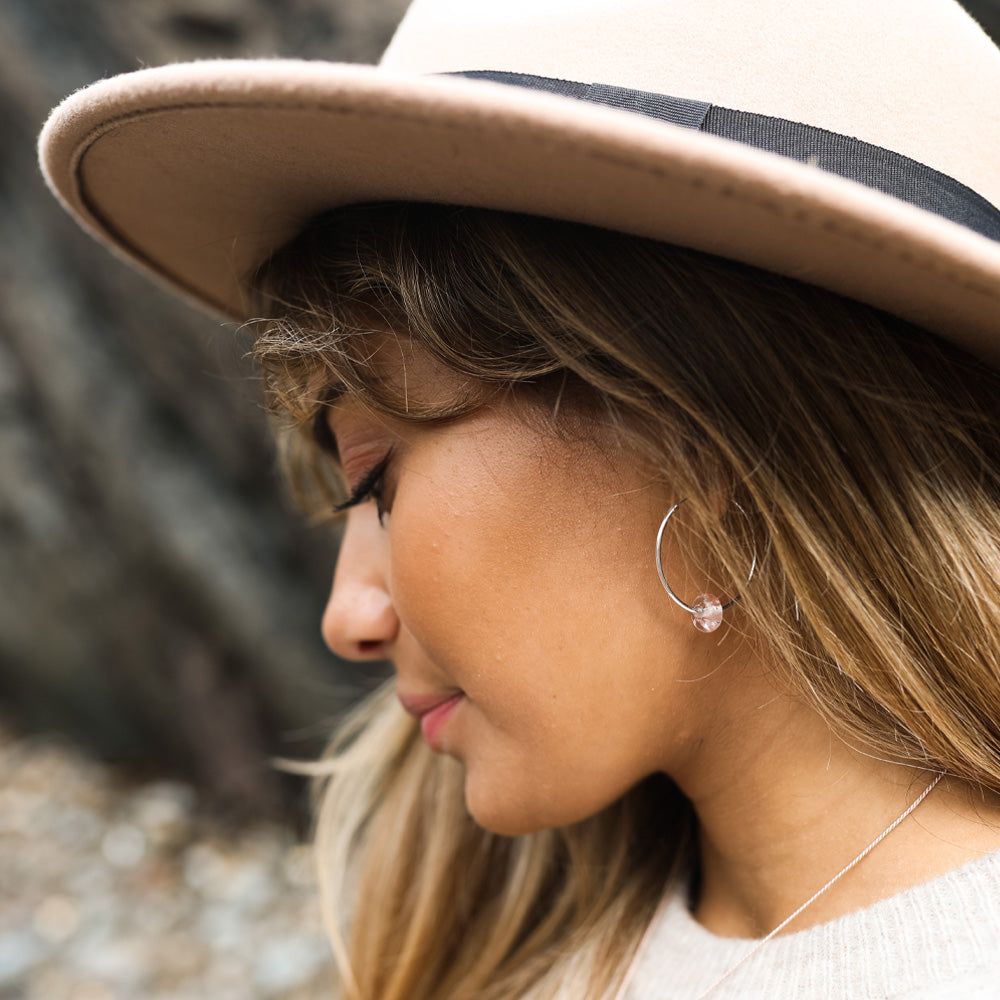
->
xmin=670 ymin=675 xmax=1000 ymax=939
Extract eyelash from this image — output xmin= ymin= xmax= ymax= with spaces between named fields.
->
xmin=332 ymin=449 xmax=393 ymax=525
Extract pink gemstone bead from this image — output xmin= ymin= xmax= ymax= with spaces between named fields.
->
xmin=691 ymin=594 xmax=723 ymax=632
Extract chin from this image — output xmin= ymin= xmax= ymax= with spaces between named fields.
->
xmin=463 ymin=771 xmax=599 ymax=837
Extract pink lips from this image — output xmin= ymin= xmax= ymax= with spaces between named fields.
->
xmin=398 ymin=691 xmax=464 ymax=750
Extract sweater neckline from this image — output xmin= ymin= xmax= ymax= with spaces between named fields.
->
xmin=626 ymin=844 xmax=1000 ymax=999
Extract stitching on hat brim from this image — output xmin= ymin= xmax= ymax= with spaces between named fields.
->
xmin=65 ymin=97 xmax=1000 ymax=321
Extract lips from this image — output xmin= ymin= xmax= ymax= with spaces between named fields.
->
xmin=398 ymin=690 xmax=464 ymax=750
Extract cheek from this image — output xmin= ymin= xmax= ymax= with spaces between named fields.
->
xmin=386 ymin=511 xmax=523 ymax=713
xmin=387 ymin=462 xmax=517 ymax=627
xmin=390 ymin=457 xmax=664 ymax=664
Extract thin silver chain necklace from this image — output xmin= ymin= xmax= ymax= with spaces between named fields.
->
xmin=611 ymin=773 xmax=943 ymax=1000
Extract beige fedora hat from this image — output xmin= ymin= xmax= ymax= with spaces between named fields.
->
xmin=39 ymin=0 xmax=1000 ymax=360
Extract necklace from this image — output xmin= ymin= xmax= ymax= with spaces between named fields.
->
xmin=611 ymin=772 xmax=943 ymax=1000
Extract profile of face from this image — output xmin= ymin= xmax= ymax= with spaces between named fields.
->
xmin=322 ymin=339 xmax=752 ymax=836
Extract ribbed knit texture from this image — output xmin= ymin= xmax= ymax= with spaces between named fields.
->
xmin=625 ymin=846 xmax=1000 ymax=999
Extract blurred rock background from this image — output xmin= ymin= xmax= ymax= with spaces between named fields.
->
xmin=2 ymin=2 xmax=411 ymax=996
xmin=0 ymin=0 xmax=408 ymax=821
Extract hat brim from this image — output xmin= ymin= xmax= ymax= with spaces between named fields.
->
xmin=39 ymin=60 xmax=1000 ymax=362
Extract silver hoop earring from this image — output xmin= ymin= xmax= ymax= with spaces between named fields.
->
xmin=654 ymin=499 xmax=757 ymax=632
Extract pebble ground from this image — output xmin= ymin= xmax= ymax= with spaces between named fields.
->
xmin=0 ymin=725 xmax=334 ymax=999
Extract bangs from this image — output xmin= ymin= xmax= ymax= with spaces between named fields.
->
xmin=251 ymin=200 xmax=571 ymax=420
xmin=249 ymin=202 xmax=572 ymax=518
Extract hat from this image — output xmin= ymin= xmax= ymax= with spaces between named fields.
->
xmin=38 ymin=0 xmax=1000 ymax=361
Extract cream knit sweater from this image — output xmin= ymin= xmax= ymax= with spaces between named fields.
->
xmin=625 ymin=846 xmax=1000 ymax=999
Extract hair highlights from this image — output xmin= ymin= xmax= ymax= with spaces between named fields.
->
xmin=253 ymin=202 xmax=1000 ymax=999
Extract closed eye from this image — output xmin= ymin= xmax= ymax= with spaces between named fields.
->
xmin=332 ymin=448 xmax=394 ymax=524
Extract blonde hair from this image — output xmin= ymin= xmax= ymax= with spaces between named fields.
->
xmin=253 ymin=202 xmax=1000 ymax=1000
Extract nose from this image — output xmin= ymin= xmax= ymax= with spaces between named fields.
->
xmin=321 ymin=505 xmax=398 ymax=661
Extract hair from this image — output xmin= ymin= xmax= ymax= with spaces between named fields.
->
xmin=252 ymin=201 xmax=1000 ymax=1000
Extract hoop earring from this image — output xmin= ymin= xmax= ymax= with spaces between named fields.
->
xmin=654 ymin=499 xmax=757 ymax=633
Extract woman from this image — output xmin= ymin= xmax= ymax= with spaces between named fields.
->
xmin=39 ymin=0 xmax=1000 ymax=996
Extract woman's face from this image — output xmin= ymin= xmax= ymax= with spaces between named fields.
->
xmin=323 ymin=345 xmax=741 ymax=836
